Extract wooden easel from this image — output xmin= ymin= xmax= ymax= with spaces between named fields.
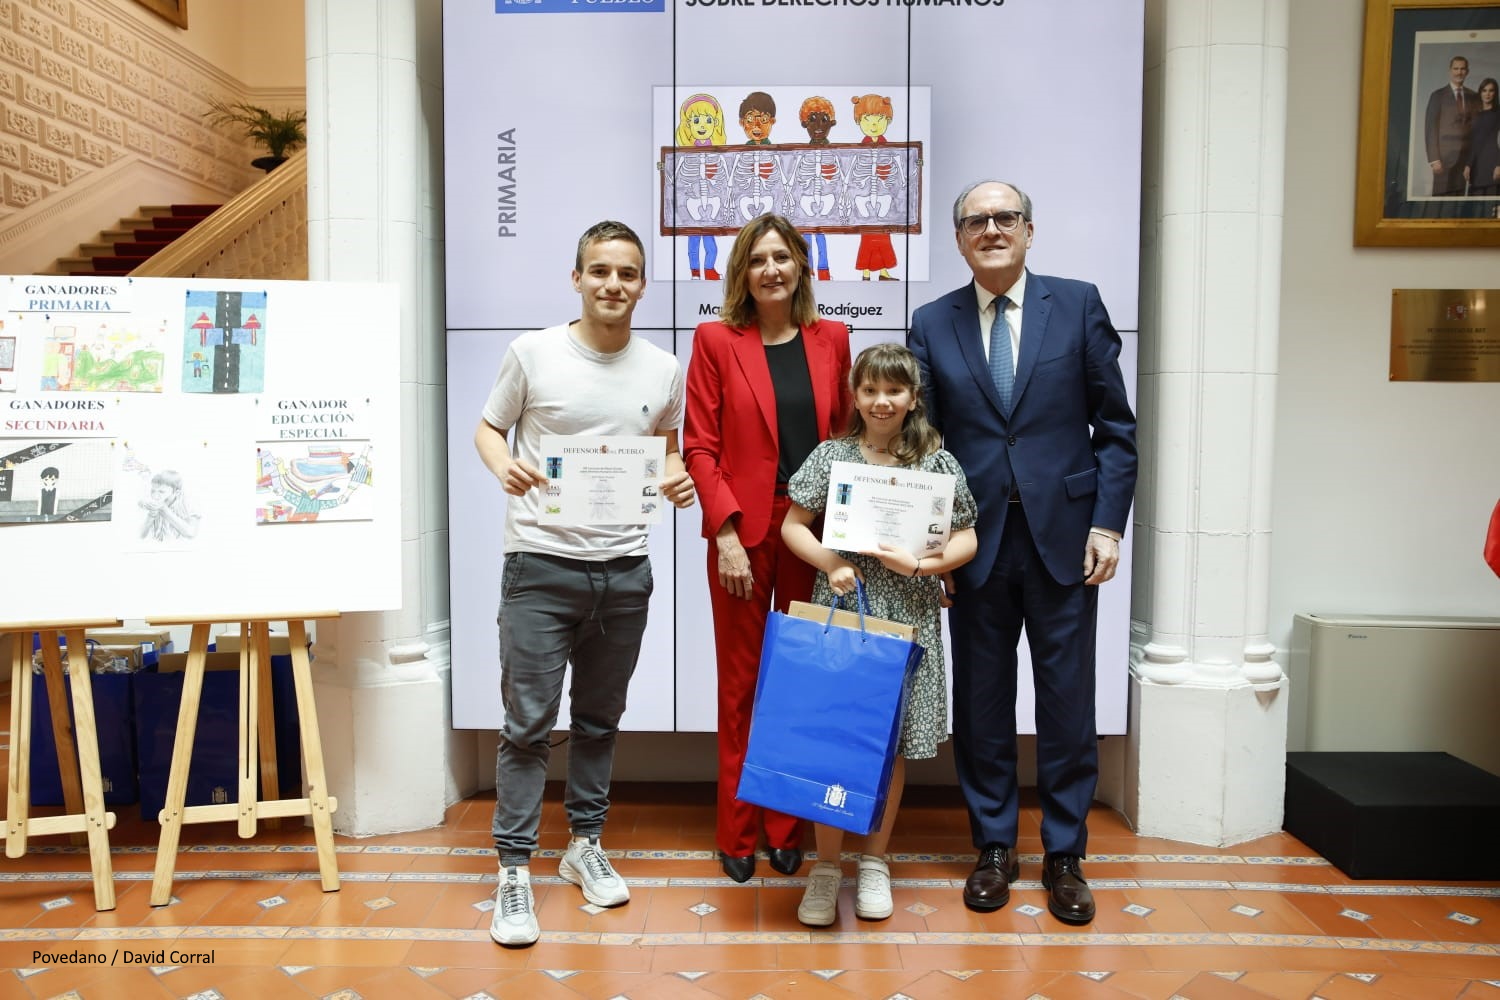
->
xmin=2 ymin=618 xmax=123 ymax=911
xmin=145 ymin=614 xmax=340 ymax=906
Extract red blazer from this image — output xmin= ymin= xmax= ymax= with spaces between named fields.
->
xmin=685 ymin=319 xmax=852 ymax=548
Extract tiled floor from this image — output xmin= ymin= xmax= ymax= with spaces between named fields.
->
xmin=3 ymin=747 xmax=1499 ymax=997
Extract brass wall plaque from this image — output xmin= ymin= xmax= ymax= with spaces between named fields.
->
xmin=1390 ymin=289 xmax=1498 ymax=382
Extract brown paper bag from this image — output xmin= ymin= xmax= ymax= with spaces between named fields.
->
xmin=786 ymin=600 xmax=915 ymax=641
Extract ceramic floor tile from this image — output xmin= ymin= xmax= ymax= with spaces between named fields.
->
xmin=531 ymin=881 xmax=608 ymax=934
xmin=4 ymin=773 xmax=1499 ymax=993
xmin=825 ymin=968 xmax=946 ymax=997
xmin=1098 ymin=968 xmax=1203 ymax=999
xmin=1232 ymin=971 xmax=1348 ymax=999
xmin=640 ymin=885 xmax=711 ymax=934
xmin=1391 ymin=895 xmax=1500 ymax=943
xmin=1019 ymin=944 xmax=1158 ymax=974
xmin=649 ymin=943 xmax=785 ymax=973
xmin=1383 ymin=953 xmax=1500 ymax=980
xmin=140 ymin=937 xmax=298 ymax=969
xmin=6 ymin=959 xmax=133 ymax=998
xmin=911 ymin=896 xmax=1013 ymax=934
xmin=301 ymin=879 xmax=413 ymax=927
xmin=282 ymin=961 xmax=419 ymax=997
xmin=1168 ymin=970 xmax=1291 ymax=999
xmin=1208 ymin=947 xmax=1399 ymax=975
xmin=522 ymin=939 xmax=655 ymax=972
xmin=558 ymin=969 xmax=724 ymax=1000
xmin=421 ymin=965 xmax=532 ymax=998
xmin=43 ymin=964 xmax=180 ymax=998
xmin=694 ymin=885 xmax=759 ymax=931
xmin=401 ymin=938 xmax=532 ymax=971
xmin=352 ymin=970 xmax=480 ymax=1000
xmin=360 ymin=883 xmax=449 ymax=929
xmin=1176 ymin=888 xmax=1323 ymax=936
xmin=1361 ymin=971 xmax=1478 ymax=1000
xmin=1043 ymin=973 xmax=1182 ymax=1000
xmin=153 ymin=960 xmax=262 ymax=998
xmin=686 ymin=968 xmax=800 ymax=998
xmin=775 ymin=941 xmax=907 ymax=972
xmin=897 ymin=943 xmax=1028 ymax=971
xmin=417 ymin=882 xmax=495 ymax=932
xmin=275 ymin=937 xmax=414 ymax=968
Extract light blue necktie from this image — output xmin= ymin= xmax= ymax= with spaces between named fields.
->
xmin=988 ymin=295 xmax=1014 ymax=412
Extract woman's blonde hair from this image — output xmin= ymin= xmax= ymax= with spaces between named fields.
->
xmin=676 ymin=95 xmax=725 ymax=146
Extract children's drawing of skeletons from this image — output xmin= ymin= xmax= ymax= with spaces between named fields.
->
xmin=674 ymin=94 xmax=729 ymax=278
xmin=848 ymin=93 xmax=908 ymax=227
xmin=849 ymin=141 xmax=906 ymax=224
xmin=731 ymin=147 xmax=783 ymax=221
xmin=675 ymin=148 xmax=728 ymax=228
xmin=789 ymin=147 xmax=847 ymax=225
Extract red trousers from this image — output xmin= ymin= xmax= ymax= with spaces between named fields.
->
xmin=709 ymin=495 xmax=812 ymax=857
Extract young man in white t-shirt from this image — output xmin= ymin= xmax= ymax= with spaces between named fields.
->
xmin=474 ymin=221 xmax=696 ymax=947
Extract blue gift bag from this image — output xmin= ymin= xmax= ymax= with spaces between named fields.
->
xmin=29 ymin=671 xmax=138 ymax=806
xmin=736 ymin=582 xmax=923 ymax=835
xmin=134 ymin=652 xmax=303 ymax=822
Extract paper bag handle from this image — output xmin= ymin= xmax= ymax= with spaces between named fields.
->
xmin=825 ymin=578 xmax=872 ymax=640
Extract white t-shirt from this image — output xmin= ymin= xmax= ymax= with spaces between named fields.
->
xmin=481 ymin=323 xmax=685 ymax=559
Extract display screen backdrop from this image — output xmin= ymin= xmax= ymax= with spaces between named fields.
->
xmin=444 ymin=0 xmax=1143 ymax=733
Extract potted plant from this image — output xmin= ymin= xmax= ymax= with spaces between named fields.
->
xmin=203 ymin=100 xmax=307 ymax=172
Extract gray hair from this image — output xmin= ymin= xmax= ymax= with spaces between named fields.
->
xmin=952 ymin=180 xmax=1033 ymax=228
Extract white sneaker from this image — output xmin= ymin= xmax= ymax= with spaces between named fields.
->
xmin=490 ymin=865 xmax=539 ymax=947
xmin=559 ymin=835 xmax=630 ymax=907
xmin=855 ymin=854 xmax=893 ymax=920
xmin=798 ymin=861 xmax=842 ymax=927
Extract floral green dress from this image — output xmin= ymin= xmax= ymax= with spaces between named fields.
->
xmin=787 ymin=437 xmax=978 ymax=759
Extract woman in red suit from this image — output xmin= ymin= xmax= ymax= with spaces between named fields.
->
xmin=685 ymin=213 xmax=852 ymax=882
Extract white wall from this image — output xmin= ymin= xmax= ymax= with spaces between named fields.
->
xmin=1270 ymin=0 xmax=1500 ymax=653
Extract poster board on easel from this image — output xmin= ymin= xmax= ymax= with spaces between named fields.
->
xmin=0 ymin=276 xmax=401 ymax=621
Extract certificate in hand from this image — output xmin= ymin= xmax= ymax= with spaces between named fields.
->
xmin=537 ymin=435 xmax=668 ymax=525
xmin=819 ymin=460 xmax=956 ymax=557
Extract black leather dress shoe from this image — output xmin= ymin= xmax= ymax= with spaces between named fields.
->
xmin=963 ymin=844 xmax=1020 ymax=912
xmin=767 ymin=847 xmax=803 ymax=875
xmin=1042 ymin=853 xmax=1096 ymax=924
xmin=720 ymin=853 xmax=755 ymax=883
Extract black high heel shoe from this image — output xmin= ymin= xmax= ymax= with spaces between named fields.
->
xmin=767 ymin=847 xmax=803 ymax=875
xmin=720 ymin=852 xmax=756 ymax=882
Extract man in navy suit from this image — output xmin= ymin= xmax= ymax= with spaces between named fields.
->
xmin=1425 ymin=55 xmax=1477 ymax=196
xmin=908 ymin=180 xmax=1136 ymax=924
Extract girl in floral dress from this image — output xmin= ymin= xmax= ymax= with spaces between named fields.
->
xmin=781 ymin=342 xmax=978 ymax=925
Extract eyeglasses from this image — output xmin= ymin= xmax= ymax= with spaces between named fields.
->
xmin=958 ymin=211 xmax=1026 ymax=236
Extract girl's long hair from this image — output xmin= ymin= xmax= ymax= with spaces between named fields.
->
xmin=845 ymin=342 xmax=941 ymax=466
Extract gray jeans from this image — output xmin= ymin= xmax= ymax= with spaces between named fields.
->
xmin=491 ymin=551 xmax=652 ymax=867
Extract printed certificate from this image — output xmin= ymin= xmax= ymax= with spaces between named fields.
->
xmin=820 ymin=460 xmax=956 ymax=557
xmin=537 ymin=435 xmax=667 ymax=525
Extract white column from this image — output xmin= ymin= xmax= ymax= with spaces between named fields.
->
xmin=1124 ymin=0 xmax=1289 ymax=846
xmin=303 ymin=0 xmax=476 ymax=834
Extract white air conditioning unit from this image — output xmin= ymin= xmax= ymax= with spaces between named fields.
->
xmin=1288 ymin=613 xmax=1500 ymax=776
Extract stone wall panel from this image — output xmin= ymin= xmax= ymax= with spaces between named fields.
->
xmin=0 ymin=2 xmax=300 ymax=228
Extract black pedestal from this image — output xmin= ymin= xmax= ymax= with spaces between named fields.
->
xmin=1284 ymin=751 xmax=1500 ymax=880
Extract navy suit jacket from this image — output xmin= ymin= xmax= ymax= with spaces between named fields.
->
xmin=908 ymin=271 xmax=1136 ymax=590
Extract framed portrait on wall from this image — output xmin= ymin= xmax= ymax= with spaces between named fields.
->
xmin=132 ymin=0 xmax=187 ymax=29
xmin=1355 ymin=0 xmax=1500 ymax=245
